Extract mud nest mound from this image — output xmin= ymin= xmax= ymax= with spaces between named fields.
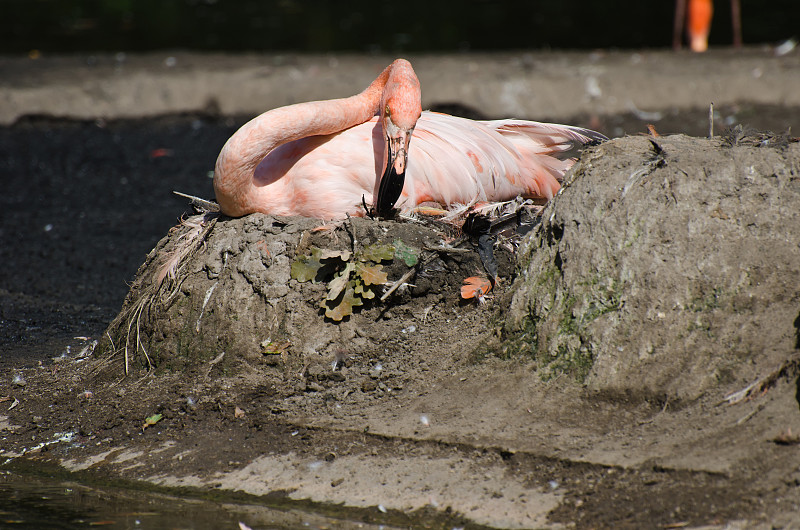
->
xmin=98 ymin=210 xmax=517 ymax=388
xmin=505 ymin=133 xmax=800 ymax=401
xmin=98 ymin=133 xmax=800 ymax=404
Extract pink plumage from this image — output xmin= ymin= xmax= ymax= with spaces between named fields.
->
xmin=213 ymin=59 xmax=605 ymax=220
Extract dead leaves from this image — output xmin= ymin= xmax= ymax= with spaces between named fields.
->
xmin=326 ymin=262 xmax=355 ymax=301
xmin=359 ymin=243 xmax=394 ymax=263
xmin=461 ymin=276 xmax=492 ymax=303
xmin=290 ymin=247 xmax=350 ymax=283
xmin=142 ymin=413 xmax=162 ymax=431
xmin=324 ymin=285 xmax=364 ymax=321
xmin=356 ymin=262 xmax=388 ymax=286
xmin=292 ymin=241 xmax=418 ymax=321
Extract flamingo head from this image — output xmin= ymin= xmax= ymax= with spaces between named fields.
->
xmin=375 ymin=68 xmax=422 ymax=217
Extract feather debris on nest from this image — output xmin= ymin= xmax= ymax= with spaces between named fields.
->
xmin=155 ymin=213 xmax=218 ymax=286
xmin=721 ymin=125 xmax=797 ymax=148
xmin=173 ymin=190 xmax=220 ymax=213
xmin=401 ymin=197 xmax=544 ymax=301
xmin=155 ymin=191 xmax=222 ymax=287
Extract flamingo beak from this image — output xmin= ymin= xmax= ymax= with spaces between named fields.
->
xmin=376 ymin=129 xmax=411 ymax=217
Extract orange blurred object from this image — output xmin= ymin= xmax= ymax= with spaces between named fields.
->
xmin=688 ymin=0 xmax=714 ymax=52
xmin=674 ymin=0 xmax=741 ymax=52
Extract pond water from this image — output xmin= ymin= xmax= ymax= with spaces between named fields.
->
xmin=0 ymin=470 xmax=400 ymax=530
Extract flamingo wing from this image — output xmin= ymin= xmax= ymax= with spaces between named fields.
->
xmin=397 ymin=112 xmax=604 ymax=210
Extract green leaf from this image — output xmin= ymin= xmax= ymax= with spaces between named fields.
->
xmin=359 ymin=243 xmax=395 ymax=262
xmin=393 ymin=239 xmax=419 ymax=267
xmin=327 ymin=262 xmax=355 ymax=301
xmin=356 ymin=262 xmax=388 ymax=286
xmin=291 ymin=255 xmax=323 ymax=282
xmin=291 ymin=247 xmax=351 ymax=283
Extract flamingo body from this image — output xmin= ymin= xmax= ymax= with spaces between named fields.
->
xmin=213 ymin=59 xmax=605 ymax=220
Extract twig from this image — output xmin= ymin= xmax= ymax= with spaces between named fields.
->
xmin=736 ymin=402 xmax=767 ymax=425
xmin=135 ymin=306 xmax=153 ymax=370
xmin=173 ymin=190 xmax=220 ymax=213
xmin=205 ymin=351 xmax=226 ymax=378
xmin=720 ymin=356 xmax=800 ymax=406
xmin=423 ymin=245 xmax=472 ymax=253
xmin=106 ymin=330 xmax=116 ymax=352
xmin=381 ymin=267 xmax=417 ymax=301
xmin=708 ymin=102 xmax=714 ymax=138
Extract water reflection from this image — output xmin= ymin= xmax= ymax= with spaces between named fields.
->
xmin=0 ymin=470 xmax=396 ymax=530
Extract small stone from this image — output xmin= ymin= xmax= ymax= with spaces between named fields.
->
xmin=305 ymin=382 xmax=324 ymax=392
xmin=328 ymin=372 xmax=345 ymax=383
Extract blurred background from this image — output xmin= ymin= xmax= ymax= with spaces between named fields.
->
xmin=2 ymin=0 xmax=798 ymax=54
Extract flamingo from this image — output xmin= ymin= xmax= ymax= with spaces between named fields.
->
xmin=213 ymin=59 xmax=606 ymax=220
xmin=673 ymin=0 xmax=742 ymax=52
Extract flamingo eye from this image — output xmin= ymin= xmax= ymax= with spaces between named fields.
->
xmin=384 ymin=104 xmax=391 ymax=117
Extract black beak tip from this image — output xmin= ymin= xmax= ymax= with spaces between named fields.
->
xmin=376 ymin=166 xmax=405 ymax=218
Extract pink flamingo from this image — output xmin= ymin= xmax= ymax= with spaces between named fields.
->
xmin=213 ymin=59 xmax=605 ymax=220
xmin=673 ymin=0 xmax=742 ymax=52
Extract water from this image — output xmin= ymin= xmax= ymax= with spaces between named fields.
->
xmin=0 ymin=470 xmax=398 ymax=530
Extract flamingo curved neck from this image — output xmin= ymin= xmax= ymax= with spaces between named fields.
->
xmin=213 ymin=60 xmax=415 ymax=217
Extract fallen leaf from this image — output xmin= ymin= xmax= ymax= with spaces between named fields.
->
xmin=327 ymin=262 xmax=355 ymax=301
xmin=323 ymin=285 xmax=363 ymax=321
xmin=290 ymin=254 xmax=323 ymax=282
xmin=359 ymin=243 xmax=394 ymax=262
xmin=234 ymin=406 xmax=245 ymax=418
xmin=356 ymin=262 xmax=388 ymax=286
xmin=261 ymin=340 xmax=290 ymax=355
xmin=142 ymin=413 xmax=163 ymax=430
xmin=291 ymin=247 xmax=350 ymax=283
xmin=354 ymin=279 xmax=376 ymax=299
xmin=393 ymin=239 xmax=419 ymax=266
xmin=317 ymin=248 xmax=351 ymax=261
xmin=460 ymin=276 xmax=492 ymax=300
